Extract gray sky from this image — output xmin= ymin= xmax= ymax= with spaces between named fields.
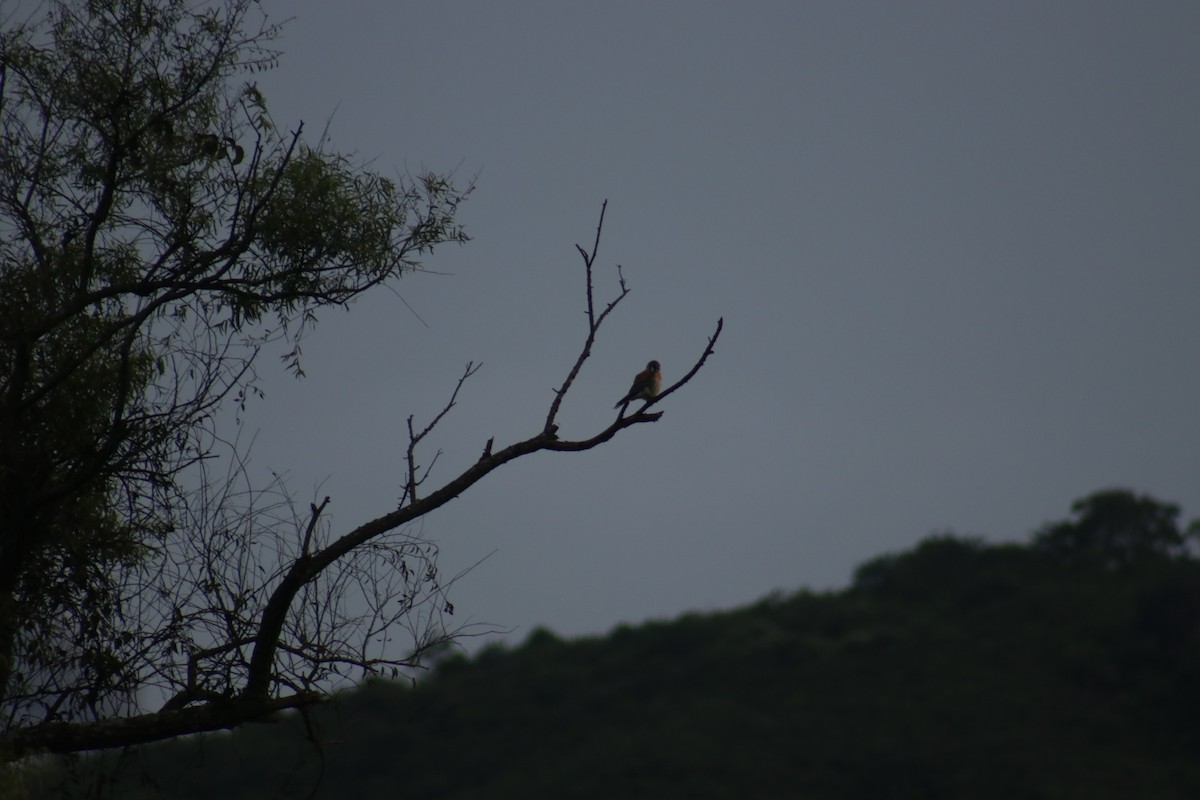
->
xmin=241 ymin=1 xmax=1200 ymax=647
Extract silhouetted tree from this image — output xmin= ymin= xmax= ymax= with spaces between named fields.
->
xmin=0 ymin=0 xmax=720 ymax=762
xmin=1032 ymin=489 xmax=1192 ymax=569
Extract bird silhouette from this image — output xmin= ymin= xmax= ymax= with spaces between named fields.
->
xmin=615 ymin=360 xmax=661 ymax=409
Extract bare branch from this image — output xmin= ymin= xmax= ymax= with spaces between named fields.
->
xmin=239 ymin=309 xmax=721 ymax=705
xmin=544 ymin=200 xmax=629 ymax=433
xmin=644 ymin=317 xmax=724 ymax=410
xmin=300 ymin=497 xmax=331 ymax=557
xmin=5 ymin=693 xmax=322 ymax=757
xmin=404 ymin=362 xmax=481 ymax=504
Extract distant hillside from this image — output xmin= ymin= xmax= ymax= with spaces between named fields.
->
xmin=28 ymin=490 xmax=1200 ymax=799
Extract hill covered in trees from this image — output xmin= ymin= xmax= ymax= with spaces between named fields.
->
xmin=29 ymin=489 xmax=1200 ymax=798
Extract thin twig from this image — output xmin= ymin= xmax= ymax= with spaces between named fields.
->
xmin=404 ymin=362 xmax=481 ymax=503
xmin=300 ymin=497 xmax=331 ymax=557
xmin=642 ymin=317 xmax=724 ymax=410
xmin=544 ymin=200 xmax=629 ymax=433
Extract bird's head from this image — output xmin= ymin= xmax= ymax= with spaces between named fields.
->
xmin=647 ymin=360 xmax=660 ymax=372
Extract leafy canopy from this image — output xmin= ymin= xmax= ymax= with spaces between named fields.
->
xmin=0 ymin=0 xmax=469 ymax=749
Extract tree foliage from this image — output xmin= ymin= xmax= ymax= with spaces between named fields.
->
xmin=1031 ymin=488 xmax=1196 ymax=569
xmin=0 ymin=0 xmax=720 ymax=762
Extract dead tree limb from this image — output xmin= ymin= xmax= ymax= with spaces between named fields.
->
xmin=544 ymin=200 xmax=630 ymax=434
xmin=4 ymin=202 xmax=722 ymax=759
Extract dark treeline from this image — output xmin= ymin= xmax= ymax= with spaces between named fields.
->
xmin=27 ymin=489 xmax=1200 ymax=798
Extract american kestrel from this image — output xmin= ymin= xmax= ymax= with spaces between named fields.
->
xmin=615 ymin=360 xmax=661 ymax=409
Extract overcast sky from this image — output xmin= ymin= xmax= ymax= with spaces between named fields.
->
xmin=239 ymin=1 xmax=1200 ymax=649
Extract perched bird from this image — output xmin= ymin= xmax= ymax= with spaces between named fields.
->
xmin=615 ymin=360 xmax=662 ymax=409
